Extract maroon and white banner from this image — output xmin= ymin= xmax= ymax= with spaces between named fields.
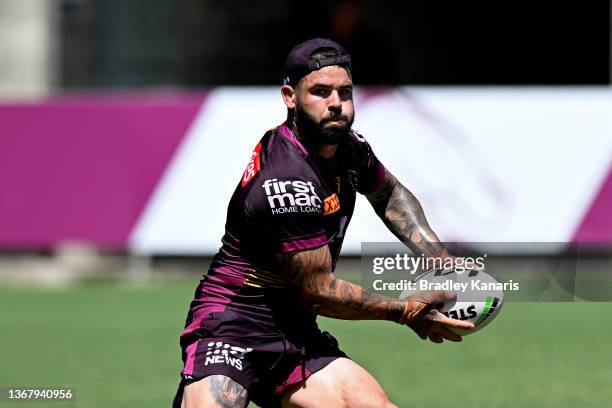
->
xmin=0 ymin=93 xmax=206 ymax=250
xmin=1 ymin=88 xmax=611 ymax=254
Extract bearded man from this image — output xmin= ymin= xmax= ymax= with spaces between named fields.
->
xmin=173 ymin=38 xmax=472 ymax=408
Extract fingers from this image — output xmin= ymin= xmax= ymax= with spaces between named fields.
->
xmin=423 ymin=324 xmax=462 ymax=343
xmin=429 ymin=310 xmax=474 ymax=330
xmin=406 ymin=298 xmax=475 ymax=344
xmin=435 ymin=325 xmax=462 ymax=342
xmin=424 ymin=290 xmax=457 ymax=305
xmin=411 ymin=309 xmax=472 ymax=343
xmin=407 ymin=290 xmax=457 ymax=307
xmin=402 ymin=291 xmax=459 ymax=325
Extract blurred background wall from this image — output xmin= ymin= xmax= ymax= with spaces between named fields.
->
xmin=0 ymin=0 xmax=59 ymax=97
xmin=1 ymin=0 xmax=610 ymax=93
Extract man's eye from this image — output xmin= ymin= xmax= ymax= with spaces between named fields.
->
xmin=313 ymin=89 xmax=329 ymax=97
xmin=340 ymin=89 xmax=353 ymax=99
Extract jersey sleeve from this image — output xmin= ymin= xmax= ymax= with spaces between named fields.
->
xmin=273 ymin=214 xmax=328 ymax=253
xmin=350 ymin=131 xmax=386 ymax=195
xmin=244 ymin=177 xmax=329 ymax=254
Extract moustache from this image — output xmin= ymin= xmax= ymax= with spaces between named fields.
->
xmin=322 ymin=115 xmax=350 ymax=124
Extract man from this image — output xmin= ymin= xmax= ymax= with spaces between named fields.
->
xmin=173 ymin=38 xmax=473 ymax=408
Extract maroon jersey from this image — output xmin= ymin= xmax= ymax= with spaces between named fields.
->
xmin=181 ymin=123 xmax=385 ymax=345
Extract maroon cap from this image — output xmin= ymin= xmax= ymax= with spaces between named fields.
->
xmin=283 ymin=38 xmax=352 ymax=85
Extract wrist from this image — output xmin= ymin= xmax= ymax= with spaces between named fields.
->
xmin=395 ymin=301 xmax=415 ymax=325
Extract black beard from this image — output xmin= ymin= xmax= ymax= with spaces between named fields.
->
xmin=294 ymin=105 xmax=354 ymax=145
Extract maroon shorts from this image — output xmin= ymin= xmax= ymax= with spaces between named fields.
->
xmin=172 ymin=310 xmax=347 ymax=407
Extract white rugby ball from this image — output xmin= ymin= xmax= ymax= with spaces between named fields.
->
xmin=399 ymin=268 xmax=504 ymax=335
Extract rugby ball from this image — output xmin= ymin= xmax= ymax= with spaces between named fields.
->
xmin=399 ymin=268 xmax=503 ymax=335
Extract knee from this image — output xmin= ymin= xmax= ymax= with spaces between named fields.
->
xmin=183 ymin=376 xmax=248 ymax=408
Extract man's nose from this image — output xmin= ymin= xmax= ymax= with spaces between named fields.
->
xmin=328 ymin=91 xmax=342 ymax=112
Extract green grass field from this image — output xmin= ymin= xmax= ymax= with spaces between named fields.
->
xmin=1 ymin=279 xmax=611 ymax=407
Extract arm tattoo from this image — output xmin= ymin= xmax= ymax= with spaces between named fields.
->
xmin=367 ymin=169 xmax=450 ymax=258
xmin=277 ymin=247 xmax=406 ymax=322
xmin=209 ymin=375 xmax=248 ymax=408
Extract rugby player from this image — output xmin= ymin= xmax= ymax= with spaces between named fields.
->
xmin=173 ymin=38 xmax=474 ymax=408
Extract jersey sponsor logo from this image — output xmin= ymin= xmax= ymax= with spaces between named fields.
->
xmin=262 ymin=178 xmax=322 ymax=215
xmin=323 ymin=193 xmax=341 ymax=215
xmin=203 ymin=341 xmax=253 ymax=371
xmin=241 ymin=142 xmax=262 ymax=187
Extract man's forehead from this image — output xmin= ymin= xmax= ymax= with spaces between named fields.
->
xmin=302 ymin=66 xmax=353 ymax=87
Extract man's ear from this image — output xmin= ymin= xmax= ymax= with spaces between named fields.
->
xmin=281 ymin=85 xmax=296 ymax=109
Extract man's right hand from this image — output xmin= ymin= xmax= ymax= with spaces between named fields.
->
xmin=399 ymin=290 xmax=474 ymax=343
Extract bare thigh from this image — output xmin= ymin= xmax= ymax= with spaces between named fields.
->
xmin=182 ymin=375 xmax=249 ymax=408
xmin=280 ymin=358 xmax=397 ymax=408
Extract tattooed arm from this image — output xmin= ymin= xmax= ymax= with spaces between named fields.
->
xmin=366 ymin=168 xmax=451 ymax=259
xmin=276 ymin=245 xmax=472 ymax=341
xmin=277 ymin=245 xmax=406 ymax=321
